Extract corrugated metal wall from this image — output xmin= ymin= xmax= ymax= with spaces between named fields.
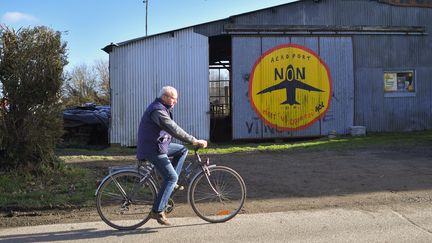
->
xmin=232 ymin=36 xmax=354 ymax=139
xmin=334 ymin=0 xmax=432 ymax=131
xmin=353 ymin=34 xmax=432 ymax=131
xmin=109 ymin=28 xmax=209 ymax=146
xmin=110 ymin=0 xmax=432 ymax=143
xmin=225 ymin=0 xmax=432 ymax=135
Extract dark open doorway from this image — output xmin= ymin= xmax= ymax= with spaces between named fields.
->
xmin=209 ymin=35 xmax=232 ymax=142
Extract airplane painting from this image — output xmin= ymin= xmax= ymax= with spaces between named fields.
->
xmin=249 ymin=44 xmax=332 ymax=130
xmin=256 ymin=70 xmax=324 ymax=105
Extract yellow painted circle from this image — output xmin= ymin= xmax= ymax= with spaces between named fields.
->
xmin=249 ymin=44 xmax=332 ymax=131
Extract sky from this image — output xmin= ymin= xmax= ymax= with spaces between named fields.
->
xmin=0 ymin=0 xmax=297 ymax=71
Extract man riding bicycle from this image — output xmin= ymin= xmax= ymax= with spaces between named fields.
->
xmin=136 ymin=86 xmax=207 ymax=225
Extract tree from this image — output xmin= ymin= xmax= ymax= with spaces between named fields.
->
xmin=63 ymin=63 xmax=98 ymax=106
xmin=95 ymin=59 xmax=109 ymax=101
xmin=63 ymin=59 xmax=109 ymax=107
xmin=0 ymin=25 xmax=67 ymax=171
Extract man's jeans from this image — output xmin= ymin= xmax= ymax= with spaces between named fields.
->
xmin=146 ymin=143 xmax=188 ymax=213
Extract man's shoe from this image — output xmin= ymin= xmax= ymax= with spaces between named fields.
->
xmin=174 ymin=184 xmax=184 ymax=191
xmin=150 ymin=211 xmax=172 ymax=226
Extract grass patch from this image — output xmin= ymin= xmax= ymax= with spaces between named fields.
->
xmin=199 ymin=130 xmax=432 ymax=154
xmin=57 ymin=130 xmax=432 ymax=157
xmin=1 ymin=130 xmax=431 ymax=211
xmin=0 ymin=164 xmax=96 ymax=211
xmin=56 ymin=146 xmax=136 ymax=156
xmin=59 ymin=155 xmax=125 ymax=162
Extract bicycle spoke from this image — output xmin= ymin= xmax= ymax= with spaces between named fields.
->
xmin=101 ymin=192 xmax=126 ymax=200
xmin=193 ymin=193 xmax=219 ymax=202
xmin=111 ymin=177 xmax=128 ymax=198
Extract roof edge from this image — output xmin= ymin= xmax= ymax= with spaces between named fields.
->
xmin=101 ymin=1 xmax=302 ymax=50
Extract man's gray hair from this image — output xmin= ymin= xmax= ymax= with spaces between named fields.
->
xmin=158 ymin=86 xmax=177 ymax=98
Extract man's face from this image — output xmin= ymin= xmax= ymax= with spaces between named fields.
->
xmin=161 ymin=90 xmax=178 ymax=108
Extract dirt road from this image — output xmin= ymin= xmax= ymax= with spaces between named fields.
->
xmin=1 ymin=145 xmax=432 ymax=228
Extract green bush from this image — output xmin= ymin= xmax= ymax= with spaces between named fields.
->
xmin=0 ymin=25 xmax=68 ymax=171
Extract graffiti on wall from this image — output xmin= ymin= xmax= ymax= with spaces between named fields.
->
xmin=244 ymin=117 xmax=287 ymax=135
xmin=248 ymin=44 xmax=332 ymax=131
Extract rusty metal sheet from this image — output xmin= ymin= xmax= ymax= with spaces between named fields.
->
xmin=379 ymin=0 xmax=432 ymax=8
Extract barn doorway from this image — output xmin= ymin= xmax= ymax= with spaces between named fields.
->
xmin=209 ymin=35 xmax=232 ymax=142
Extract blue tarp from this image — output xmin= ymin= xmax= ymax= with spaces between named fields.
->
xmin=63 ymin=104 xmax=110 ymax=129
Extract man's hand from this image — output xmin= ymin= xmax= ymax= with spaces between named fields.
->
xmin=193 ymin=139 xmax=208 ymax=148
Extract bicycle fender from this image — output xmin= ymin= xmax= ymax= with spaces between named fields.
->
xmin=94 ymin=169 xmax=140 ymax=196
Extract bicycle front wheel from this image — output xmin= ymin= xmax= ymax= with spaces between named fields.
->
xmin=189 ymin=166 xmax=246 ymax=223
xmin=96 ymin=171 xmax=157 ymax=230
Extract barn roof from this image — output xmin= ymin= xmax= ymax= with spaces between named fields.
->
xmin=103 ymin=0 xmax=430 ymax=53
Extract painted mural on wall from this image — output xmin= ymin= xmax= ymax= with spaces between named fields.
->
xmin=248 ymin=44 xmax=332 ymax=131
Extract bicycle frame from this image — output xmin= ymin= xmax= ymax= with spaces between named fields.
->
xmin=95 ymin=166 xmax=152 ymax=196
xmin=95 ymin=148 xmax=218 ymax=200
xmin=189 ymin=150 xmax=222 ymax=193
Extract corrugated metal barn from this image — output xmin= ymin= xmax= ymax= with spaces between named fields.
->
xmin=103 ymin=0 xmax=432 ymax=146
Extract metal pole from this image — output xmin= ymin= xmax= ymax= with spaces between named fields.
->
xmin=144 ymin=0 xmax=148 ymax=36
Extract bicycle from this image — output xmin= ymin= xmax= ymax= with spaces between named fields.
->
xmin=95 ymin=147 xmax=247 ymax=230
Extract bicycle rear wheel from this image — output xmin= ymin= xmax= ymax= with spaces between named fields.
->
xmin=189 ymin=166 xmax=246 ymax=223
xmin=96 ymin=171 xmax=157 ymax=230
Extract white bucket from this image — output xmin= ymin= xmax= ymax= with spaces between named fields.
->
xmin=350 ymin=126 xmax=366 ymax=136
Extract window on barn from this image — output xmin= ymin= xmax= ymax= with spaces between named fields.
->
xmin=209 ymin=61 xmax=230 ymax=117
xmin=383 ymin=70 xmax=415 ymax=97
